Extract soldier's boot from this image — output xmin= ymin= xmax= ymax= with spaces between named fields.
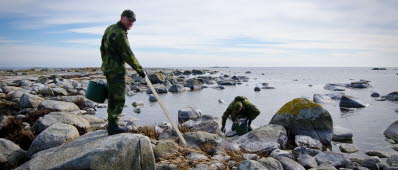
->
xmin=248 ymin=120 xmax=253 ymax=131
xmin=107 ymin=119 xmax=129 ymax=135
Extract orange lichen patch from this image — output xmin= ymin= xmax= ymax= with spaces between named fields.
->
xmin=277 ymin=98 xmax=321 ymax=115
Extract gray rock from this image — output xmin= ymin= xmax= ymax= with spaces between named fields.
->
xmin=211 ymin=154 xmax=231 ymax=162
xmin=243 ymin=154 xmax=259 ymax=160
xmin=178 ymin=107 xmax=201 ymax=122
xmin=392 ymin=145 xmax=398 ymax=151
xmin=339 ymin=95 xmax=365 ymax=108
xmin=313 ymin=94 xmax=332 ymax=103
xmin=315 ymin=151 xmax=351 ymax=168
xmin=258 ymin=157 xmax=283 ymax=170
xmin=148 ymin=73 xmax=165 ymax=84
xmin=38 ymin=86 xmax=55 ymax=96
xmin=254 ymin=87 xmax=261 ymax=91
xmin=237 ymin=160 xmax=267 ymax=170
xmin=37 ymin=76 xmax=48 ymax=84
xmin=146 ymin=84 xmax=168 ymax=94
xmin=316 ymin=164 xmax=338 ymax=170
xmin=350 ymin=81 xmax=370 ymax=88
xmin=27 ymin=123 xmax=79 ymax=157
xmin=333 ymin=126 xmax=353 ymax=141
xmin=190 ymin=120 xmax=221 ymax=135
xmin=236 ymin=124 xmax=287 ymax=153
xmin=168 ymin=84 xmax=186 ymax=93
xmin=269 ymin=98 xmax=333 ymax=145
xmin=149 ymin=94 xmax=157 ymax=102
xmin=181 ymin=131 xmax=222 ymax=149
xmin=292 ymin=147 xmax=322 ymax=158
xmin=52 ymin=88 xmax=69 ymax=96
xmin=201 ymin=114 xmax=219 ymax=122
xmin=365 ymin=150 xmax=391 ymax=158
xmin=298 ymin=154 xmax=318 ymax=169
xmin=371 ymin=92 xmax=380 ymax=97
xmin=187 ymin=152 xmax=208 ymax=161
xmin=81 ymin=115 xmax=107 ymax=130
xmin=295 ymin=135 xmax=323 ymax=150
xmin=324 ymin=83 xmax=346 ymax=91
xmin=156 ymin=163 xmax=178 ymax=170
xmin=133 ymin=108 xmax=141 ymax=113
xmin=19 ymin=93 xmax=44 ymax=109
xmin=270 ymin=149 xmax=294 ymax=160
xmin=387 ymin=155 xmax=398 ymax=167
xmin=38 ymin=100 xmax=80 ymax=112
xmin=132 ymin=101 xmax=144 ymax=107
xmin=8 ymin=89 xmax=29 ymax=100
xmin=361 ymin=156 xmax=382 ymax=170
xmin=275 ymin=156 xmax=306 ymax=170
xmin=16 ymin=131 xmax=155 ymax=170
xmin=384 ymin=92 xmax=398 ymax=101
xmin=339 ymin=143 xmax=359 ymax=153
xmin=32 ymin=112 xmax=91 ymax=134
xmin=153 ymin=140 xmax=180 ymax=161
xmin=385 ymin=120 xmax=398 ymax=143
xmin=0 ymin=138 xmax=27 ymax=168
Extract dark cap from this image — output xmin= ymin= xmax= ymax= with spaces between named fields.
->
xmin=121 ymin=9 xmax=136 ymax=21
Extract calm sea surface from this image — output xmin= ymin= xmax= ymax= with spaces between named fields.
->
xmin=96 ymin=67 xmax=398 ymax=154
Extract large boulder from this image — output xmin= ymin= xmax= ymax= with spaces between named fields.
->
xmin=235 ymin=124 xmax=287 ymax=153
xmin=148 ymin=73 xmax=165 ymax=84
xmin=269 ymin=98 xmax=333 ymax=145
xmin=31 ymin=112 xmax=91 ymax=134
xmin=0 ymin=138 xmax=27 ymax=169
xmin=384 ymin=120 xmax=398 ymax=143
xmin=339 ymin=95 xmax=365 ymax=108
xmin=168 ymin=84 xmax=186 ymax=93
xmin=180 ymin=131 xmax=222 ymax=149
xmin=27 ymin=123 xmax=79 ymax=157
xmin=314 ymin=151 xmax=351 ymax=168
xmin=38 ymin=100 xmax=80 ymax=112
xmin=19 ymin=94 xmax=44 ymax=110
xmin=16 ymin=131 xmax=155 ymax=170
xmin=178 ymin=107 xmax=202 ymax=123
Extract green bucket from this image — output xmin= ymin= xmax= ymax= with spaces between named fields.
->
xmin=235 ymin=119 xmax=249 ymax=136
xmin=85 ymin=80 xmax=108 ymax=103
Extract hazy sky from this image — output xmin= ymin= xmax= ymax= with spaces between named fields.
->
xmin=0 ymin=0 xmax=397 ymax=67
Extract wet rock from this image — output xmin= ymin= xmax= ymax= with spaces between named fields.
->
xmin=387 ymin=155 xmax=398 ymax=167
xmin=384 ymin=120 xmax=398 ymax=143
xmin=258 ymin=157 xmax=283 ymax=170
xmin=19 ymin=93 xmax=44 ymax=109
xmin=292 ymin=147 xmax=322 ymax=158
xmin=27 ymin=123 xmax=79 ymax=157
xmin=38 ymin=86 xmax=55 ymax=96
xmin=32 ymin=112 xmax=91 ymax=134
xmin=178 ymin=107 xmax=201 ymax=123
xmin=365 ymin=150 xmax=391 ymax=158
xmin=0 ymin=138 xmax=27 ymax=169
xmin=313 ymin=94 xmax=332 ymax=103
xmin=38 ymin=100 xmax=80 ymax=112
xmin=168 ymin=84 xmax=186 ymax=93
xmin=339 ymin=143 xmax=359 ymax=153
xmin=270 ymin=149 xmax=294 ymax=160
xmin=383 ymin=92 xmax=398 ymax=101
xmin=17 ymin=131 xmax=155 ymax=170
xmin=149 ymin=94 xmax=157 ymax=102
xmin=333 ymin=126 xmax=353 ymax=141
xmin=339 ymin=95 xmax=365 ymax=108
xmin=181 ymin=131 xmax=222 ymax=149
xmin=295 ymin=135 xmax=323 ymax=150
xmin=350 ymin=81 xmax=370 ymax=88
xmin=148 ymin=73 xmax=165 ymax=84
xmin=269 ymin=98 xmax=333 ymax=145
xmin=298 ymin=154 xmax=318 ymax=169
xmin=254 ymin=87 xmax=261 ymax=92
xmin=153 ymin=140 xmax=180 ymax=161
xmin=315 ymin=151 xmax=351 ymax=168
xmin=361 ymin=156 xmax=381 ymax=170
xmin=218 ymin=81 xmax=236 ymax=85
xmin=235 ymin=124 xmax=287 ymax=153
xmin=237 ymin=160 xmax=266 ymax=170
xmin=190 ymin=120 xmax=221 ymax=135
xmin=146 ymin=84 xmax=168 ymax=94
xmin=275 ymin=156 xmax=306 ymax=170
xmin=371 ymin=92 xmax=380 ymax=97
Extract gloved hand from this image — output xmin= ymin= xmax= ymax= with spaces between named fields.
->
xmin=137 ymin=70 xmax=146 ymax=78
xmin=221 ymin=126 xmax=226 ymax=133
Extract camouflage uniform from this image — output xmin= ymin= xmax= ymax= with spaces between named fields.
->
xmin=100 ymin=21 xmax=143 ymax=127
xmin=222 ymin=96 xmax=260 ymax=130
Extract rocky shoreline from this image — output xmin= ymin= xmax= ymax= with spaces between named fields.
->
xmin=0 ymin=67 xmax=397 ymax=170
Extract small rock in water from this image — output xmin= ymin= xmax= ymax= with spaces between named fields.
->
xmin=339 ymin=143 xmax=359 ymax=153
xmin=133 ymin=108 xmax=141 ymax=114
xmin=132 ymin=101 xmax=144 ymax=107
xmin=254 ymin=87 xmax=261 ymax=92
xmin=218 ymin=99 xmax=224 ymax=103
xmin=333 ymin=126 xmax=353 ymax=141
xmin=371 ymin=92 xmax=380 ymax=97
xmin=365 ymin=150 xmax=391 ymax=158
xmin=339 ymin=95 xmax=365 ymax=108
xmin=149 ymin=94 xmax=157 ymax=102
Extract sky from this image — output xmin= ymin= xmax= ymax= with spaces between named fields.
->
xmin=0 ymin=0 xmax=397 ymax=67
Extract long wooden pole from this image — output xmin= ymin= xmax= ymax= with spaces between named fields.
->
xmin=144 ymin=75 xmax=187 ymax=146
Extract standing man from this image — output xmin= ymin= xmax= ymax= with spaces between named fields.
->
xmin=100 ymin=9 xmax=146 ymax=135
xmin=221 ymin=96 xmax=260 ymax=135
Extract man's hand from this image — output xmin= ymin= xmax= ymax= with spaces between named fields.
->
xmin=221 ymin=126 xmax=226 ymax=133
xmin=137 ymin=70 xmax=146 ymax=78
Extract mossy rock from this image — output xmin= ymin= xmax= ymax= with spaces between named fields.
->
xmin=269 ymin=98 xmax=333 ymax=145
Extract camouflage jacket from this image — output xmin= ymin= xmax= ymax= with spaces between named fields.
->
xmin=100 ymin=21 xmax=142 ymax=74
xmin=222 ymin=96 xmax=260 ymax=127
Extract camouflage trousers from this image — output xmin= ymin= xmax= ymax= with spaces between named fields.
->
xmin=105 ymin=73 xmax=126 ymax=127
